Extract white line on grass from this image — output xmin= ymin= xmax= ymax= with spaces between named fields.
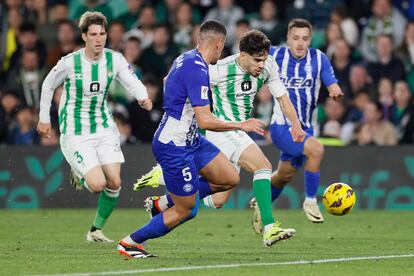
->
xmin=33 ymin=253 xmax=414 ymax=276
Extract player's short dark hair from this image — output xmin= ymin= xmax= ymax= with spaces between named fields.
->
xmin=239 ymin=30 xmax=270 ymax=56
xmin=199 ymin=20 xmax=227 ymax=37
xmin=288 ymin=18 xmax=312 ymax=33
xmin=78 ymin=11 xmax=107 ymax=34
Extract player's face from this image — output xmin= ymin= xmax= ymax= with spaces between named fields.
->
xmin=287 ymin=27 xmax=311 ymax=59
xmin=210 ymin=36 xmax=225 ymax=64
xmin=241 ymin=52 xmax=268 ymax=77
xmin=82 ymin=24 xmax=107 ymax=56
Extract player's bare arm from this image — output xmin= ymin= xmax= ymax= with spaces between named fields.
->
xmin=194 ymin=105 xmax=265 ymax=135
xmin=276 ymin=94 xmax=306 ymax=142
xmin=327 ymin=83 xmax=344 ymax=102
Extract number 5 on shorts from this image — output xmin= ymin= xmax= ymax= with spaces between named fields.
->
xmin=182 ymin=167 xmax=192 ymax=181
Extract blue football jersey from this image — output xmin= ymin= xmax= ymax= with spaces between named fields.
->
xmin=154 ymin=49 xmax=211 ymax=146
xmin=269 ymin=46 xmax=337 ymax=129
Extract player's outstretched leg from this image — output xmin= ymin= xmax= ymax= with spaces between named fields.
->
xmin=302 ymin=138 xmax=324 ymax=223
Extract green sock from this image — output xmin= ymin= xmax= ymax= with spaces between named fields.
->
xmin=253 ymin=169 xmax=274 ymax=226
xmin=93 ymin=187 xmax=120 ymax=229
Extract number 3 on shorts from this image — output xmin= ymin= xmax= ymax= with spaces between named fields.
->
xmin=182 ymin=167 xmax=192 ymax=181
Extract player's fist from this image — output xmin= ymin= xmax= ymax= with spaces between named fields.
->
xmin=37 ymin=122 xmax=51 ymax=138
xmin=290 ymin=124 xmax=306 ymax=142
xmin=329 ymin=87 xmax=344 ymax=102
xmin=240 ymin=118 xmax=265 ymax=136
xmin=138 ymin=99 xmax=153 ymax=111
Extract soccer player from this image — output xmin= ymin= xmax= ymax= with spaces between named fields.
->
xmin=37 ymin=12 xmax=152 ymax=242
xmin=248 ymin=18 xmax=345 ymax=230
xmin=134 ymin=30 xmax=306 ymax=246
xmin=117 ymin=21 xmax=266 ymax=258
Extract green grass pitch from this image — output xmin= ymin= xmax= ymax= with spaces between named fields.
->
xmin=1 ymin=209 xmax=413 ymax=276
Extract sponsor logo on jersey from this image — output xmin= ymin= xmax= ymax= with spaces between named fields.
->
xmin=241 ymin=80 xmax=252 ymax=91
xmin=280 ymin=76 xmax=313 ymax=88
xmin=201 ymin=86 xmax=209 ymax=100
xmin=90 ymin=82 xmax=100 ymax=92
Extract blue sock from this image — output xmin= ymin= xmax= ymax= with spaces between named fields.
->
xmin=305 ymin=170 xmax=320 ymax=198
xmin=271 ymin=186 xmax=283 ymax=201
xmin=198 ymin=177 xmax=212 ymax=199
xmin=130 ymin=213 xmax=170 ymax=244
xmin=166 ymin=194 xmax=174 ymax=208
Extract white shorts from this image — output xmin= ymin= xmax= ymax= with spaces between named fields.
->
xmin=60 ymin=126 xmax=125 ymax=178
xmin=205 ymin=130 xmax=254 ymax=172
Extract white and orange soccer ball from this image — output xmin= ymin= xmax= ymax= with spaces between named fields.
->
xmin=322 ymin=183 xmax=356 ymax=216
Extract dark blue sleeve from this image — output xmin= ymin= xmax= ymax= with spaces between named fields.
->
xmin=184 ymin=63 xmax=211 ymax=107
xmin=320 ymin=52 xmax=338 ymax=87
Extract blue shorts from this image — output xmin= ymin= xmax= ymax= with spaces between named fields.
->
xmin=152 ymin=136 xmax=220 ymax=196
xmin=269 ymin=124 xmax=313 ymax=169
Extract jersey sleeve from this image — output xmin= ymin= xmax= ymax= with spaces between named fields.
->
xmin=320 ymin=51 xmax=338 ymax=87
xmin=208 ymin=64 xmax=219 ymax=86
xmin=39 ymin=58 xmax=69 ymax=123
xmin=265 ymin=59 xmax=287 ymax=98
xmin=115 ymin=53 xmax=148 ymax=100
xmin=185 ymin=63 xmax=211 ymax=107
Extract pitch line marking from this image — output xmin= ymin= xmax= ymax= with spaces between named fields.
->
xmin=32 ymin=253 xmax=414 ymax=276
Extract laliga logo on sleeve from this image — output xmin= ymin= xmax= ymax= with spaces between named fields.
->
xmin=183 ymin=183 xmax=193 ymax=193
xmin=201 ymin=86 xmax=209 ymax=100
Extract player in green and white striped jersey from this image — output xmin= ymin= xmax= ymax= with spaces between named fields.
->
xmin=37 ymin=12 xmax=152 ymax=243
xmin=137 ymin=30 xmax=305 ymax=246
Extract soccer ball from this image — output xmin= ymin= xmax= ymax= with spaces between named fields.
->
xmin=322 ymin=183 xmax=356 ymax=216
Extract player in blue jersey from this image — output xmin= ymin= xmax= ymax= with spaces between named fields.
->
xmin=117 ymin=21 xmax=265 ymax=258
xmin=249 ymin=18 xmax=345 ymax=230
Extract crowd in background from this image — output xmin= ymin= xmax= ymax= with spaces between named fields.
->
xmin=0 ymin=0 xmax=413 ymax=147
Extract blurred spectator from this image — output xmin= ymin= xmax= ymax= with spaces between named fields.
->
xmin=205 ymin=0 xmax=245 ymax=47
xmin=367 ymin=34 xmax=405 ymax=84
xmin=155 ymin=0 xmax=201 ymax=26
xmin=227 ymin=19 xmax=250 ymax=55
xmin=345 ymin=90 xmax=372 ymax=122
xmin=1 ymin=7 xmax=22 ymax=75
xmin=360 ymin=0 xmax=407 ymax=62
xmin=123 ymin=4 xmax=156 ymax=49
xmin=7 ymin=106 xmax=39 ymax=145
xmin=114 ymin=113 xmax=136 ymax=145
xmin=360 ymin=100 xmax=397 ymax=145
xmin=6 ymin=48 xmax=47 ymax=109
xmin=318 ymin=120 xmax=346 ymax=146
xmin=73 ymin=0 xmax=113 ymax=23
xmin=46 ymin=19 xmax=77 ymax=68
xmin=9 ymin=21 xmax=47 ymax=71
xmin=347 ymin=64 xmax=372 ymax=101
xmin=138 ymin=24 xmax=180 ymax=79
xmin=397 ymin=21 xmax=414 ymax=71
xmin=319 ymin=97 xmax=353 ymax=143
xmin=0 ymin=91 xmax=21 ymax=143
xmin=322 ymin=22 xmax=343 ymax=59
xmin=37 ymin=1 xmax=69 ymax=50
xmin=107 ymin=20 xmax=125 ymax=52
xmin=173 ymin=2 xmax=194 ymax=53
xmin=331 ymin=38 xmax=355 ymax=95
xmin=330 ymin=6 xmax=359 ymax=47
xmin=249 ymin=0 xmax=286 ymax=45
xmin=128 ymin=75 xmax=163 ymax=143
xmin=188 ymin=24 xmax=200 ymax=49
xmin=391 ymin=80 xmax=414 ymax=143
xmin=393 ymin=0 xmax=414 ymax=20
xmin=351 ymin=123 xmax=376 ymax=145
xmin=377 ymin=77 xmax=394 ymax=120
xmin=116 ymin=0 xmax=143 ymax=30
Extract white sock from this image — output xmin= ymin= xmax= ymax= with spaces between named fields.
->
xmin=122 ymin=235 xmax=138 ymax=246
xmin=104 ymin=187 xmax=121 ymax=198
xmin=202 ymin=195 xmax=217 ymax=209
xmin=305 ymin=197 xmax=317 ymax=203
xmin=263 ymin=223 xmax=274 ymax=234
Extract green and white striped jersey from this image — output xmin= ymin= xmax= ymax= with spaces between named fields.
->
xmin=209 ymin=54 xmax=287 ymax=122
xmin=39 ymin=48 xmax=148 ymax=136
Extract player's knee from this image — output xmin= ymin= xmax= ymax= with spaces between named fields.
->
xmin=107 ymin=176 xmax=121 ymax=189
xmin=227 ymin=172 xmax=240 ymax=188
xmin=87 ymin=178 xmax=107 ymax=193
xmin=186 ymin=204 xmax=199 ymax=220
xmin=310 ymin=141 xmax=324 ymax=161
xmin=279 ymin=171 xmax=294 ymax=184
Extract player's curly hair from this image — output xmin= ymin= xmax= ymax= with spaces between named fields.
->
xmin=239 ymin=30 xmax=271 ymax=56
xmin=78 ymin=11 xmax=108 ymax=34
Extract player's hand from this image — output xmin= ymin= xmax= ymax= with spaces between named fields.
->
xmin=138 ymin=99 xmax=153 ymax=111
xmin=329 ymin=87 xmax=344 ymax=102
xmin=37 ymin=122 xmax=51 ymax=138
xmin=290 ymin=123 xmax=306 ymax=142
xmin=240 ymin=118 xmax=265 ymax=136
